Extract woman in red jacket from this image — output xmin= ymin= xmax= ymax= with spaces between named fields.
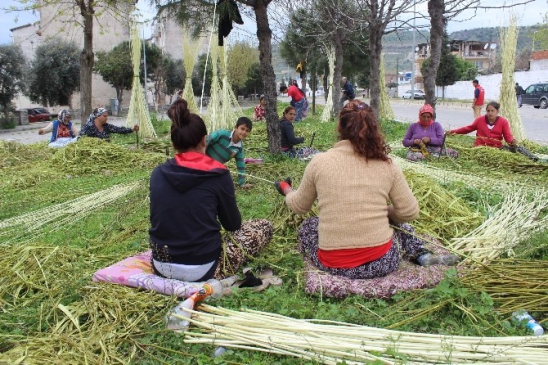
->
xmin=448 ymin=101 xmax=514 ymax=148
xmin=448 ymin=101 xmax=539 ymax=161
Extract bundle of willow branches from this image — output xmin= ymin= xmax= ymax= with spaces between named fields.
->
xmin=449 ymin=189 xmax=548 ymax=265
xmin=461 ymin=259 xmax=548 ymax=315
xmin=0 ymin=180 xmax=143 ymax=244
xmin=182 ymin=304 xmax=548 ymax=364
xmin=404 ymin=171 xmax=483 ymax=240
xmin=126 ymin=21 xmax=156 ymax=139
xmin=391 ymin=154 xmax=525 ymax=193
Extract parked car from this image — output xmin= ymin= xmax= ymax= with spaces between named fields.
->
xmin=24 ymin=107 xmax=52 ymax=123
xmin=521 ymin=82 xmax=548 ymax=109
xmin=402 ymin=90 xmax=425 ymax=100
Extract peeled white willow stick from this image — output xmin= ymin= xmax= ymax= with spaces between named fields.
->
xmin=180 ymin=305 xmax=548 ymax=364
xmin=0 ymin=181 xmax=141 ymax=241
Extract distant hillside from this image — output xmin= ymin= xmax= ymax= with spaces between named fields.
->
xmin=382 ymin=25 xmax=541 ymax=74
xmin=271 ymin=25 xmax=541 ymax=81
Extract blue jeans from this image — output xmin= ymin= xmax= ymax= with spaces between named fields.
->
xmin=294 ymin=98 xmax=305 ymax=121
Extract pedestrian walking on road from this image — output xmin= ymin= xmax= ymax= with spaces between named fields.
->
xmin=472 ymin=79 xmax=485 ymax=118
xmin=515 ymin=82 xmax=524 ymax=108
xmin=340 ymin=77 xmax=355 ymax=107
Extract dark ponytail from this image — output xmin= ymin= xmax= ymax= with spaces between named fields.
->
xmin=338 ymin=100 xmax=390 ymax=161
xmin=168 ymin=99 xmax=207 ymax=152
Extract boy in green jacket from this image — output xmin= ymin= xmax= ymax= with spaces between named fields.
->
xmin=206 ymin=117 xmax=253 ymax=188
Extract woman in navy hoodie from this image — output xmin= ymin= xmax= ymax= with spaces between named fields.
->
xmin=149 ymin=99 xmax=272 ymax=281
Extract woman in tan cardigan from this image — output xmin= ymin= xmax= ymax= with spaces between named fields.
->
xmin=275 ymin=100 xmax=458 ymax=279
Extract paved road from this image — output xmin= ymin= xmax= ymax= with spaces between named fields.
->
xmin=298 ymin=96 xmax=548 ymax=145
xmin=388 ymin=99 xmax=548 ymax=145
xmin=2 ymin=100 xmax=547 ymax=145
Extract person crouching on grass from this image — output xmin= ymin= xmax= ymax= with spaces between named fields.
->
xmin=206 ymin=117 xmax=254 ymax=189
xmin=38 ymin=109 xmax=79 ymax=148
xmin=79 ymin=107 xmax=139 ymax=140
xmin=274 ymin=100 xmax=459 ymax=280
xmin=149 ymin=98 xmax=273 ymax=281
xmin=446 ymin=101 xmax=539 ymax=162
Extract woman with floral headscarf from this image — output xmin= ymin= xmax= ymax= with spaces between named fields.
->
xmin=38 ymin=109 xmax=79 ymax=148
xmin=402 ymin=104 xmax=458 ymax=161
xmin=252 ymin=95 xmax=266 ymax=122
xmin=79 ymin=107 xmax=139 ymax=140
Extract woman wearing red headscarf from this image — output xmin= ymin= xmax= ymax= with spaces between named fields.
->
xmin=402 ymin=104 xmax=458 ymax=161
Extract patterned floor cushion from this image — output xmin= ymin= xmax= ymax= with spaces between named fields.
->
xmin=304 ymin=244 xmax=457 ymax=299
xmin=92 ymin=250 xmax=204 ymax=298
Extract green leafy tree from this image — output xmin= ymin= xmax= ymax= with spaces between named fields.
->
xmin=27 ymin=38 xmax=80 ymax=108
xmin=163 ymin=56 xmax=185 ymax=101
xmin=281 ymin=3 xmax=366 ymax=116
xmin=192 ymin=53 xmax=213 ymax=98
xmin=0 ymin=45 xmax=26 ymax=127
xmin=533 ymin=14 xmax=548 ymax=51
xmin=94 ymin=41 xmax=165 ymax=109
xmin=95 ymin=42 xmax=133 ymax=110
xmin=421 ymin=32 xmax=459 ymax=99
xmin=454 ymin=57 xmax=477 ymax=80
xmin=245 ymin=62 xmax=263 ymax=97
xmin=227 ymin=42 xmax=259 ymax=91
xmin=22 ymin=0 xmax=137 ymax=122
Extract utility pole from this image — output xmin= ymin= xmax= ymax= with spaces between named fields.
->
xmin=410 ymin=0 xmax=416 ymax=100
xmin=396 ymin=57 xmax=399 ymax=98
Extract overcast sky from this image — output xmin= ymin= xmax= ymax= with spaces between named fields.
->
xmin=0 ymin=0 xmax=545 ymax=46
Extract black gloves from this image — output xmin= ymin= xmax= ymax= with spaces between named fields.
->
xmin=275 ymin=177 xmax=292 ymax=196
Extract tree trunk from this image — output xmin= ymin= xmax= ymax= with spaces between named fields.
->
xmin=254 ymin=1 xmax=280 ymax=153
xmin=368 ymin=22 xmax=384 ymax=120
xmin=117 ymin=88 xmax=124 ymax=114
xmin=1 ymin=104 xmax=9 ymax=127
xmin=311 ymin=66 xmax=316 ymax=115
xmin=78 ymin=0 xmax=94 ymax=123
xmin=423 ymin=0 xmax=445 ymax=112
xmin=301 ymin=68 xmax=307 ymax=95
xmin=332 ymin=29 xmax=344 ymax=118
xmin=323 ymin=64 xmax=329 ymax=101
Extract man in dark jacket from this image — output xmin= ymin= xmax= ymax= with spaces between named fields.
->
xmin=515 ymin=82 xmax=524 ymax=108
xmin=340 ymin=77 xmax=355 ymax=107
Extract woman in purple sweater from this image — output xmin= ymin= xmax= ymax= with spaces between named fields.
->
xmin=402 ymin=104 xmax=458 ymax=161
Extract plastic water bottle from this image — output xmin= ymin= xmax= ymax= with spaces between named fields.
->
xmin=166 ymin=295 xmax=196 ymax=332
xmin=213 ymin=346 xmax=227 ymax=357
xmin=166 ymin=279 xmax=224 ymax=331
xmin=204 ymin=279 xmax=224 ymax=299
xmin=512 ymin=311 xmax=544 ymax=336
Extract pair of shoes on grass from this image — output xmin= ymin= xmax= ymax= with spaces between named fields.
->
xmin=222 ymin=268 xmax=283 ymax=295
xmin=415 ymin=251 xmax=460 ymax=267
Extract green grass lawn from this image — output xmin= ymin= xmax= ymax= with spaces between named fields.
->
xmin=1 ymin=104 xmax=548 ymax=364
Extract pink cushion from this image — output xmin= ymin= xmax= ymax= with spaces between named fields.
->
xmin=92 ymin=250 xmax=203 ymax=298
